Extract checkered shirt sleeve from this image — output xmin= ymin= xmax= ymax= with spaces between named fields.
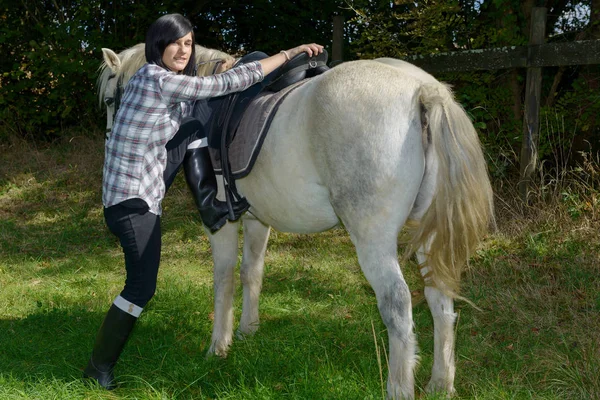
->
xmin=102 ymin=62 xmax=264 ymax=215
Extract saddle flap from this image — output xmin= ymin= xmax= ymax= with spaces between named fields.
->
xmin=204 ymin=50 xmax=330 ymax=149
xmin=209 ymin=79 xmax=309 ymax=180
xmin=205 ymin=52 xmax=271 ymax=149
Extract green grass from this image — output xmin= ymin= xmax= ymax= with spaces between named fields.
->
xmin=1 ymin=133 xmax=599 ymax=399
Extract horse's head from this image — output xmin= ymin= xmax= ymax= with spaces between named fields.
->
xmin=98 ymin=48 xmax=123 ymax=136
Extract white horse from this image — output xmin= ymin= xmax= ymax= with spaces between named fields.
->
xmin=98 ymin=44 xmax=494 ymax=399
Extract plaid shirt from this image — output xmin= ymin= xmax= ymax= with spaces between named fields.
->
xmin=102 ymin=61 xmax=264 ymax=215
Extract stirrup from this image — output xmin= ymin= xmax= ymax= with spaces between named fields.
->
xmin=201 ymin=198 xmax=249 ymax=233
xmin=228 ymin=197 xmax=250 ymax=222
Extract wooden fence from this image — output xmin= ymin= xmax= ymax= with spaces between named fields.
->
xmin=332 ymin=8 xmax=600 ymax=199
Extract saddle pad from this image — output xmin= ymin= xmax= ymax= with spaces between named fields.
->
xmin=209 ymin=79 xmax=309 ymax=179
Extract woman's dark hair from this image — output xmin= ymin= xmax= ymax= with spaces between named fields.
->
xmin=145 ymin=13 xmax=196 ymax=76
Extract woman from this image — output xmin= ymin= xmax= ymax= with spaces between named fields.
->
xmin=84 ymin=13 xmax=323 ymax=390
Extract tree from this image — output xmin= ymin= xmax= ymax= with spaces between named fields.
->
xmin=348 ymin=0 xmax=599 ymax=168
xmin=0 ymin=0 xmax=353 ymax=139
xmin=186 ymin=0 xmax=351 ymax=56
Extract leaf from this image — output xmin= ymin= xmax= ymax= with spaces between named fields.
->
xmin=475 ymin=121 xmax=487 ymax=130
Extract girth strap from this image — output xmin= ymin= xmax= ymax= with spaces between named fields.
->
xmin=219 ymin=92 xmax=242 ymax=220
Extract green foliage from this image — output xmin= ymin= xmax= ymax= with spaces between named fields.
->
xmin=1 ymin=0 xmax=598 ymax=154
xmin=561 ymin=190 xmax=585 ymax=219
xmin=345 ymin=1 xmax=410 ymax=59
xmin=190 ymin=0 xmax=350 ymax=56
xmin=0 ymin=0 xmax=352 ymax=140
xmin=1 ymin=7 xmax=76 ymax=137
xmin=0 ymin=38 xmax=98 ymax=139
xmin=1 ymin=2 xmax=114 ymax=139
xmin=395 ymin=0 xmax=463 ymax=53
xmin=552 ymin=73 xmax=600 ymax=133
xmin=0 ymin=1 xmax=170 ymax=140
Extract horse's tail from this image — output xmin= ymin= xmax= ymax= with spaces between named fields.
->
xmin=405 ymin=82 xmax=494 ymax=298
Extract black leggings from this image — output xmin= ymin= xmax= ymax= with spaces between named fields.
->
xmin=104 ymin=118 xmax=205 ymax=308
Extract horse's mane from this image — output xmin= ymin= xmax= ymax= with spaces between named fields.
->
xmin=97 ymin=43 xmax=235 ymax=106
xmin=195 ymin=46 xmax=236 ymax=76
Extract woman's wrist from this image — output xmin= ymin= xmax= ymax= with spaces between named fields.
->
xmin=279 ymin=50 xmax=290 ymax=61
xmin=286 ymin=46 xmax=301 ymax=59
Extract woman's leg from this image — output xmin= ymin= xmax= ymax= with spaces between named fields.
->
xmin=165 ymin=117 xmax=249 ymax=233
xmin=84 ymin=202 xmax=161 ymax=389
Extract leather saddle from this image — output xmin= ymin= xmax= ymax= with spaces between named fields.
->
xmin=194 ymin=50 xmax=329 ymax=216
xmin=204 ymin=49 xmax=329 ymax=149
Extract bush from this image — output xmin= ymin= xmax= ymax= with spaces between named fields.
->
xmin=0 ymin=5 xmax=106 ymax=139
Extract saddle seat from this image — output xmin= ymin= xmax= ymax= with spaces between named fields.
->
xmin=266 ymin=50 xmax=329 ymax=92
xmin=204 ymin=49 xmax=329 ymax=149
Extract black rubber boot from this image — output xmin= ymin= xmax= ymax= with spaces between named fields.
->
xmin=184 ymin=146 xmax=250 ymax=233
xmin=83 ymin=304 xmax=137 ymax=390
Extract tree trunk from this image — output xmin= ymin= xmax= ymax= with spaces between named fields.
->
xmin=510 ymin=68 xmax=523 ymax=124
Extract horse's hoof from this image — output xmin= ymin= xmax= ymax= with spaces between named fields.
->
xmin=425 ymin=380 xmax=456 ymax=398
xmin=235 ymin=329 xmax=250 ymax=341
xmin=236 ymin=323 xmax=259 ymax=340
xmin=206 ymin=344 xmax=230 ymax=359
xmin=387 ymin=382 xmax=414 ymax=400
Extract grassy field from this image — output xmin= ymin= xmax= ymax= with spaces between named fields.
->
xmin=0 ymin=133 xmax=598 ymax=399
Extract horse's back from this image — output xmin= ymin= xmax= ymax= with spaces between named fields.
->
xmin=374 ymin=58 xmax=439 ymax=84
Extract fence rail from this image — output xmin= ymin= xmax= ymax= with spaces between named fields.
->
xmin=405 ymin=40 xmax=600 ymax=73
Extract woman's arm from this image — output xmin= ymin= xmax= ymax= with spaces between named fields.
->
xmin=159 ymin=62 xmax=264 ymax=104
xmin=158 ymin=43 xmax=324 ymax=104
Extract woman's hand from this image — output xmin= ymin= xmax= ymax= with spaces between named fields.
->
xmin=285 ymin=43 xmax=325 ymax=59
xmin=215 ymin=58 xmax=234 ymax=74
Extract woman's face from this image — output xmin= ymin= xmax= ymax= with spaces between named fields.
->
xmin=162 ymin=32 xmax=193 ymax=72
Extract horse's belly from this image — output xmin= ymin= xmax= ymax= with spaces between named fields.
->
xmin=236 ymin=133 xmax=339 ymax=232
xmin=238 ymin=176 xmax=339 ymax=234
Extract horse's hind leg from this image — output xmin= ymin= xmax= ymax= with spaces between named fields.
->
xmin=417 ymin=245 xmax=457 ymax=396
xmin=206 ymin=221 xmax=241 ymax=357
xmin=353 ymin=235 xmax=417 ymax=400
xmin=238 ymin=217 xmax=271 ymax=338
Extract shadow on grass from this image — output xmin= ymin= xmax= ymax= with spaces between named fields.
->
xmin=0 ymin=178 xmax=202 ymax=259
xmin=0 ymin=137 xmax=206 ymax=269
xmin=0 ymin=285 xmax=389 ymax=398
xmin=0 ymin=137 xmax=113 ymax=263
xmin=261 ymin=265 xmax=375 ymax=306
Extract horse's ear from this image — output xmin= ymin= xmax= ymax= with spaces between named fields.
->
xmin=102 ymin=48 xmax=121 ymax=72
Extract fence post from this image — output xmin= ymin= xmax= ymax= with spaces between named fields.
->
xmin=519 ymin=7 xmax=547 ymax=200
xmin=332 ymin=15 xmax=344 ymax=64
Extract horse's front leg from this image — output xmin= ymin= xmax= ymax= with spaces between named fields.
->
xmin=238 ymin=216 xmax=270 ymax=338
xmin=206 ymin=221 xmax=241 ymax=357
xmin=417 ymin=246 xmax=457 ymax=396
